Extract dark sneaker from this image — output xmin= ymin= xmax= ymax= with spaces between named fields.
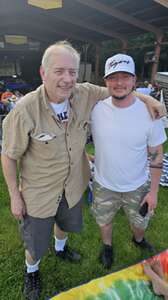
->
xmin=55 ymin=245 xmax=81 ymax=262
xmin=99 ymin=244 xmax=113 ymax=269
xmin=132 ymin=236 xmax=156 ymax=253
xmin=23 ymin=270 xmax=41 ymax=300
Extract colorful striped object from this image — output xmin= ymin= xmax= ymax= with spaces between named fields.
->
xmin=50 ymin=249 xmax=168 ymax=300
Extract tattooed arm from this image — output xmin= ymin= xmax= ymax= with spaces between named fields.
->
xmin=141 ymin=144 xmax=163 ymax=212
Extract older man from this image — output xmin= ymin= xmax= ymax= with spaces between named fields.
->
xmin=91 ymin=53 xmax=167 ymax=269
xmin=1 ymin=42 xmax=164 ymax=300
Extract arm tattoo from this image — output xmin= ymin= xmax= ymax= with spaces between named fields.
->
xmin=149 ymin=150 xmax=158 ymax=161
xmin=149 ymin=149 xmax=163 ymax=169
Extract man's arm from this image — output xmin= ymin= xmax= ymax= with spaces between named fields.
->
xmin=133 ymin=91 xmax=166 ymax=119
xmin=141 ymin=144 xmax=163 ymax=212
xmin=80 ymin=83 xmax=165 ymax=119
xmin=1 ymin=154 xmax=26 ymax=219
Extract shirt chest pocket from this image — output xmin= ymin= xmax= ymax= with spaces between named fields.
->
xmin=29 ymin=133 xmax=66 ymax=159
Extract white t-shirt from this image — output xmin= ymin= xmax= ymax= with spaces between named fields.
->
xmin=91 ymin=96 xmax=167 ymax=192
xmin=50 ymin=99 xmax=69 ymax=122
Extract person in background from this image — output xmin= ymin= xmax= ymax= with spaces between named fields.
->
xmin=143 ymin=260 xmax=168 ymax=299
xmin=136 ymin=80 xmax=153 ymax=95
xmin=150 ymin=82 xmax=162 ymax=101
xmin=1 ymin=89 xmax=15 ymax=112
xmin=1 ymin=89 xmax=14 ymax=102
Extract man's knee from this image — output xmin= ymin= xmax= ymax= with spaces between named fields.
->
xmin=25 ymin=249 xmax=38 ymax=265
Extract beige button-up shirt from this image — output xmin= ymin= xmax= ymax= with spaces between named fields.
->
xmin=2 ymin=83 xmax=108 ymax=218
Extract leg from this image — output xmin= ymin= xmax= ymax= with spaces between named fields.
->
xmin=100 ymin=222 xmax=112 ymax=246
xmin=92 ymin=181 xmax=121 ymax=269
xmin=131 ymin=215 xmax=156 ymax=252
xmin=25 ymin=249 xmax=40 ymax=270
xmin=54 ymin=223 xmax=68 ymax=251
xmin=20 ymin=215 xmax=54 ymax=300
xmin=124 ymin=182 xmax=156 ymax=253
xmin=54 ymin=193 xmax=82 ymax=262
xmin=24 ymin=250 xmax=41 ymax=300
xmin=54 ymin=223 xmax=67 ymax=240
xmin=26 ymin=249 xmax=37 ymax=265
xmin=152 ymin=260 xmax=168 ymax=300
xmin=99 ymin=222 xmax=113 ymax=269
xmin=132 ymin=226 xmax=145 ymax=242
xmin=131 ymin=225 xmax=156 ymax=253
xmin=143 ymin=261 xmax=168 ymax=298
xmin=151 ymin=260 xmax=165 ymax=279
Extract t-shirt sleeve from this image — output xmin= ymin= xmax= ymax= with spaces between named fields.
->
xmin=2 ymin=108 xmax=32 ymax=160
xmin=147 ymin=119 xmax=167 ymax=147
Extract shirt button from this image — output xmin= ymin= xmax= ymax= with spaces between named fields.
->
xmin=69 ymin=147 xmax=71 ymax=151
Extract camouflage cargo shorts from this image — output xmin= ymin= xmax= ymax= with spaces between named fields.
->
xmin=91 ymin=180 xmax=151 ymax=230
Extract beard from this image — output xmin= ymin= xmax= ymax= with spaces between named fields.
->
xmin=112 ymin=88 xmax=134 ymax=101
xmin=113 ymin=94 xmax=128 ymax=100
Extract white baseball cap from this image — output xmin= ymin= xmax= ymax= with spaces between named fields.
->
xmin=104 ymin=53 xmax=135 ymax=78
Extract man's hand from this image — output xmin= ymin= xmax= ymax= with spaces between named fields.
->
xmin=141 ymin=191 xmax=158 ymax=212
xmin=1 ymin=155 xmax=27 ymax=220
xmin=11 ymin=191 xmax=26 ymax=220
xmin=148 ymin=101 xmax=167 ymax=120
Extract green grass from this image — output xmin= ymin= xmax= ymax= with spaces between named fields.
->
xmin=164 ymin=129 xmax=168 ymax=152
xmin=0 ymin=133 xmax=168 ymax=300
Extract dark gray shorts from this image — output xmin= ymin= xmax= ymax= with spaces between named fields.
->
xmin=19 ymin=193 xmax=83 ymax=261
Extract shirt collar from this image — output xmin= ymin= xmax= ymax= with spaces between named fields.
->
xmin=40 ymin=84 xmax=51 ymax=110
xmin=40 ymin=84 xmax=74 ymax=109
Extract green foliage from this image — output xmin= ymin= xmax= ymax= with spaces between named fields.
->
xmin=88 ymin=31 xmax=168 ymax=83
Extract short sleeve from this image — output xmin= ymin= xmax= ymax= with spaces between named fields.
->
xmin=2 ymin=108 xmax=32 ymax=160
xmin=147 ymin=119 xmax=167 ymax=147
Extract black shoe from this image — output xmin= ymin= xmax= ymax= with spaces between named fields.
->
xmin=132 ymin=236 xmax=156 ymax=253
xmin=24 ymin=270 xmax=41 ymax=300
xmin=100 ymin=244 xmax=113 ymax=269
xmin=56 ymin=245 xmax=81 ymax=262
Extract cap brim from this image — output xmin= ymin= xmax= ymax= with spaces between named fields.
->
xmin=104 ymin=71 xmax=135 ymax=79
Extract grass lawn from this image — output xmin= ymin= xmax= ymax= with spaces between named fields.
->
xmin=0 ymin=130 xmax=168 ymax=300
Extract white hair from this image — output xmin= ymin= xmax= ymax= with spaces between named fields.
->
xmin=41 ymin=40 xmax=80 ymax=71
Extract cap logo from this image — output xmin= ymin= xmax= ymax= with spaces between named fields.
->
xmin=108 ymin=59 xmax=130 ymax=70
